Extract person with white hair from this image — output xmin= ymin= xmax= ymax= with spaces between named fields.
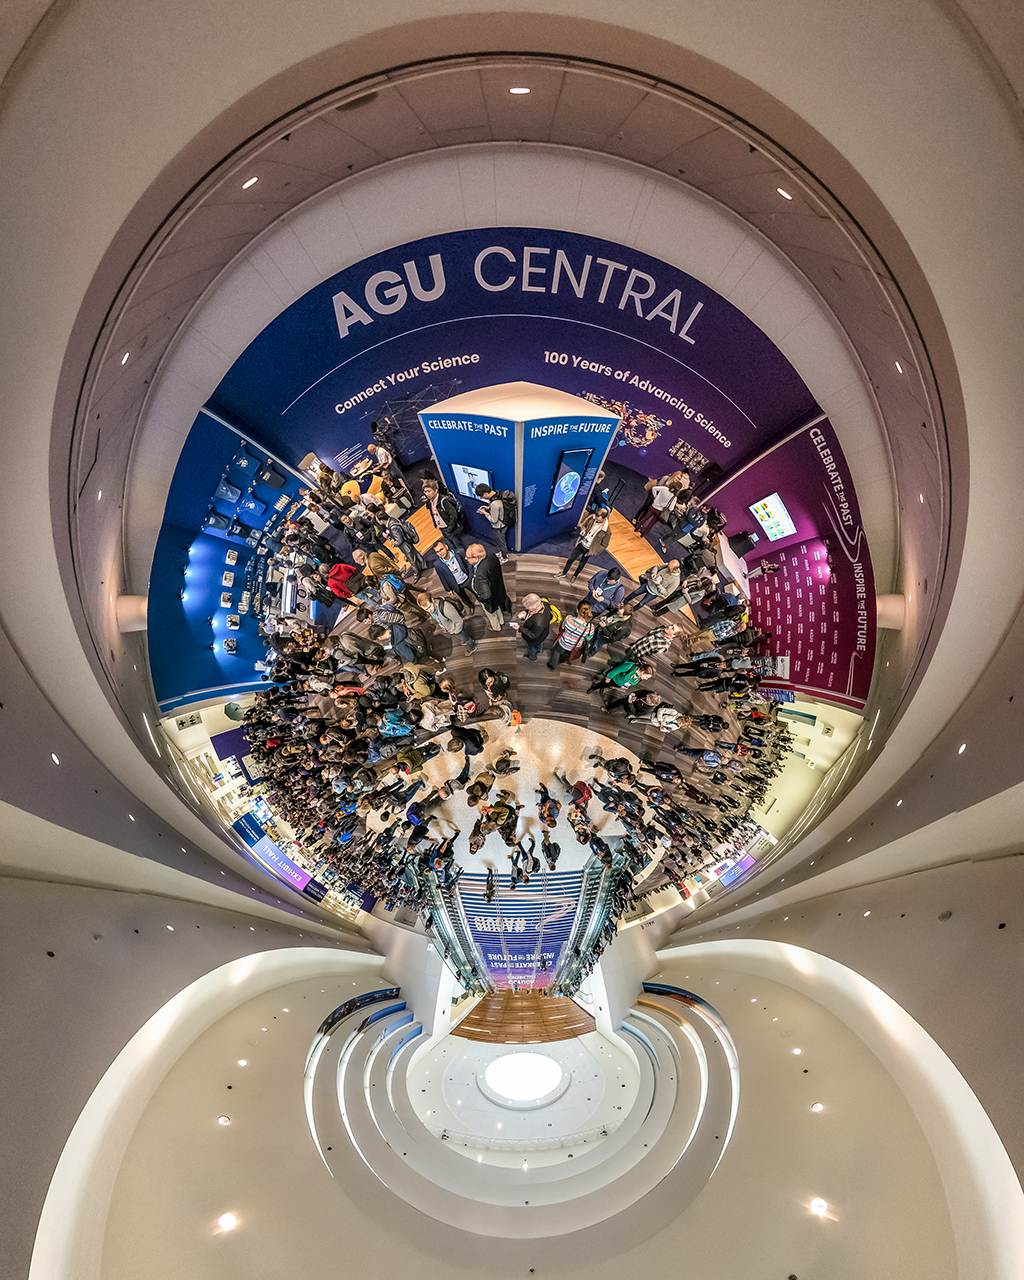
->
xmin=510 ymin=593 xmax=553 ymax=661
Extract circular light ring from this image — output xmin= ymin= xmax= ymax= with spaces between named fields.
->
xmin=478 ymin=1052 xmax=570 ymax=1110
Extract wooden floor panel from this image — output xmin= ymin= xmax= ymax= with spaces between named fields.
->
xmin=452 ymin=990 xmax=597 ymax=1043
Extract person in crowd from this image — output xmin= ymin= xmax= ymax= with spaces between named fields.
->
xmin=582 ymin=566 xmax=625 ymax=616
xmin=510 ymin=593 xmax=554 ymax=661
xmin=386 ymin=512 xmax=427 ymax=577
xmin=421 ymin=476 xmax=465 ymax=544
xmin=547 ymin=602 xmax=596 ymax=669
xmin=623 ymin=558 xmax=682 ymax=612
xmin=366 ymin=441 xmax=402 ymax=482
xmin=626 ymin=621 xmax=684 ymax=663
xmin=558 ymin=507 xmax=611 ymax=580
xmin=464 ymin=543 xmax=511 ymax=630
xmin=428 ymin=539 xmax=476 ymax=610
xmin=415 ymin=589 xmax=476 ymax=656
xmin=478 ymin=667 xmax=511 ymax=702
xmin=475 ymin=483 xmax=514 ymax=562
xmin=587 ymin=658 xmax=654 ymax=695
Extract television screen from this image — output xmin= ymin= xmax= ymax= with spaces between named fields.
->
xmin=547 ymin=448 xmax=594 ymax=516
xmin=450 ymin=463 xmax=492 ymax=497
xmin=748 ymin=492 xmax=797 ymax=541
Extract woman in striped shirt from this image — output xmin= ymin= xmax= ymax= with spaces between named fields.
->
xmin=546 ymin=602 xmax=596 ymax=669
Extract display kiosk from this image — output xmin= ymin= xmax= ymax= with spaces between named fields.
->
xmin=418 ymin=382 xmax=620 ymax=551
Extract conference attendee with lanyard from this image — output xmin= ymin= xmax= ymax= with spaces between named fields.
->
xmin=428 ymin=540 xmax=476 ymax=611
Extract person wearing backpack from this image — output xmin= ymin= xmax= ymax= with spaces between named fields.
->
xmin=414 ymin=589 xmax=477 ymax=655
xmin=420 ymin=477 xmax=465 ymax=544
xmin=386 ymin=513 xmax=426 ymax=578
xmin=510 ymin=592 xmax=555 ymax=661
xmin=475 ymin=483 xmax=515 ymax=562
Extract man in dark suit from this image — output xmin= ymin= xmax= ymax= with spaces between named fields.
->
xmin=427 ymin=540 xmax=476 ymax=610
xmin=464 ymin=543 xmax=510 ymax=631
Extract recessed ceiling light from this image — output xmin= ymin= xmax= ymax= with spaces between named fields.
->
xmin=217 ymin=1115 xmax=230 ymax=1125
xmin=895 ymin=360 xmax=903 ymax=372
xmin=261 ymin=1027 xmax=268 ymax=1032
xmin=96 ymin=490 xmax=102 ymax=500
xmin=166 ymin=925 xmax=174 ymax=931
xmin=919 ymin=493 xmax=924 ymax=502
xmin=242 ymin=176 xmax=258 ymax=189
xmin=863 ymin=911 xmax=871 ymax=917
xmin=897 ymin=799 xmax=903 ymax=806
xmin=50 ymin=753 xmax=60 ymax=765
xmin=509 ymin=86 xmax=530 ymax=95
xmin=958 ymin=743 xmax=966 ymax=754
xmin=128 ymin=814 xmax=135 ymax=821
xmin=792 ymin=1048 xmax=802 ymax=1055
xmin=811 ymin=1103 xmax=824 ymax=1112
xmin=237 ymin=1060 xmax=247 ymax=1066
xmin=751 ymin=998 xmax=757 ymax=1002
xmin=217 ymin=1213 xmax=238 ymax=1231
xmin=810 ymin=1198 xmax=828 ymax=1215
xmin=777 ymin=187 xmax=793 ymax=199
xmin=120 ymin=351 xmax=130 ymax=365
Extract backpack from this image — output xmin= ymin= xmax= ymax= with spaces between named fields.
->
xmin=540 ymin=597 xmax=562 ymax=625
xmin=437 ymin=490 xmax=464 ymax=531
xmin=499 ymin=490 xmax=518 ymax=526
xmin=389 ymin=518 xmax=419 ymax=544
xmin=446 ymin=595 xmax=467 ymax=618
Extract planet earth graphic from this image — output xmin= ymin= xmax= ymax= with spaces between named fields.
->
xmin=553 ymin=470 xmax=581 ymax=508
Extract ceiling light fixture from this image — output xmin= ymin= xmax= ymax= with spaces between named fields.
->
xmin=792 ymin=1048 xmax=802 ymax=1055
xmin=509 ymin=86 xmax=530 ymax=95
xmin=217 ymin=1116 xmax=230 ymax=1125
xmin=242 ymin=176 xmax=258 ymax=189
xmin=120 ymin=351 xmax=130 ymax=365
xmin=810 ymin=1198 xmax=829 ymax=1215
xmin=777 ymin=187 xmax=793 ymax=199
xmin=96 ymin=490 xmax=102 ymax=500
xmin=811 ymin=1103 xmax=824 ymax=1112
xmin=895 ymin=360 xmax=903 ymax=372
xmin=237 ymin=1060 xmax=247 ymax=1066
xmin=50 ymin=753 xmax=60 ymax=765
xmin=166 ymin=925 xmax=174 ymax=931
xmin=217 ymin=1213 xmax=238 ymax=1231
xmin=863 ymin=911 xmax=871 ymax=917
xmin=958 ymin=743 xmax=966 ymax=754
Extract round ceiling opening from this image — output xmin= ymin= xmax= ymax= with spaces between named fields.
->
xmin=484 ymin=1053 xmax=563 ymax=1102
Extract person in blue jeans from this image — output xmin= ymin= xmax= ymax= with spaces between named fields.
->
xmin=623 ymin=559 xmax=682 ymax=611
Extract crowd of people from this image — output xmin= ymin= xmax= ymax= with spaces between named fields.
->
xmin=241 ymin=443 xmax=792 ymax=993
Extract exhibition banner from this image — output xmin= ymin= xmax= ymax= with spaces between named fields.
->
xmin=210 ymin=227 xmax=819 ymax=486
xmin=457 ymin=870 xmax=581 ymax=990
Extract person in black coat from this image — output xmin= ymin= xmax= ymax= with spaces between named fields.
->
xmin=464 ymin=543 xmax=510 ymax=630
xmin=427 ymin=540 xmax=476 ymax=610
xmin=510 ymin=593 xmax=551 ymax=661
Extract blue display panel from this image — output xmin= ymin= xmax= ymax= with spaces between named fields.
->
xmin=547 ymin=448 xmax=594 ymax=515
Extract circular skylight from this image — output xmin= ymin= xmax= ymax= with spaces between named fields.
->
xmin=484 ymin=1053 xmax=562 ymax=1102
